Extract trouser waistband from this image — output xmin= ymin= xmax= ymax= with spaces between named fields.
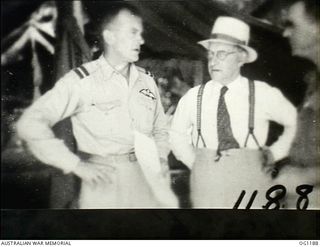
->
xmin=78 ymin=151 xmax=137 ymax=164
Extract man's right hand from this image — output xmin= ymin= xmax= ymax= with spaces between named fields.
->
xmin=73 ymin=160 xmax=116 ymax=188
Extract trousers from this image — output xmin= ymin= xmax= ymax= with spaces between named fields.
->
xmin=191 ymin=148 xmax=276 ymax=209
xmin=78 ymin=153 xmax=160 ymax=209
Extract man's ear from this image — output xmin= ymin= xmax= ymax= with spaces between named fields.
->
xmin=102 ymin=29 xmax=115 ymax=45
xmin=237 ymin=50 xmax=248 ymax=66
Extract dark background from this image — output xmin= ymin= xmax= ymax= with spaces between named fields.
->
xmin=2 ymin=210 xmax=319 ymax=239
xmin=1 ymin=0 xmax=320 ymax=240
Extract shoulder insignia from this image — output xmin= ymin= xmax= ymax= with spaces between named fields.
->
xmin=73 ymin=65 xmax=90 ymax=79
xmin=137 ymin=66 xmax=155 ymax=79
xmin=146 ymin=70 xmax=155 ymax=79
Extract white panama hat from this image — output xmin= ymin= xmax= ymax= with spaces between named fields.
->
xmin=198 ymin=16 xmax=258 ymax=63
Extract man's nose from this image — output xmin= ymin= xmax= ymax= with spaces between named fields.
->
xmin=138 ymin=35 xmax=145 ymax=45
xmin=282 ymin=28 xmax=291 ymax=38
xmin=209 ymin=55 xmax=220 ymax=66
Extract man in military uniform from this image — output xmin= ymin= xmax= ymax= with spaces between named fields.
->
xmin=17 ymin=3 xmax=169 ymax=208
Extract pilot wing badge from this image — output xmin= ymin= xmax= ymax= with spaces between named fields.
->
xmin=139 ymin=88 xmax=156 ymax=100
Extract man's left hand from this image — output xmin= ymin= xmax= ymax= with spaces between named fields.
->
xmin=261 ymin=147 xmax=278 ymax=177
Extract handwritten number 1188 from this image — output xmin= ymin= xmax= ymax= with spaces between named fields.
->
xmin=233 ymin=184 xmax=314 ymax=210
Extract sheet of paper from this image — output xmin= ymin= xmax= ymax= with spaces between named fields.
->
xmin=134 ymin=131 xmax=178 ymax=208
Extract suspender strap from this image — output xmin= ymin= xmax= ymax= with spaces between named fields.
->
xmin=73 ymin=68 xmax=84 ymax=79
xmin=197 ymin=80 xmax=261 ymax=149
xmin=244 ymin=79 xmax=262 ymax=149
xmin=73 ymin=66 xmax=89 ymax=79
xmin=248 ymin=79 xmax=255 ymax=133
xmin=196 ymin=83 xmax=207 ymax=148
xmin=79 ymin=65 xmax=89 ymax=76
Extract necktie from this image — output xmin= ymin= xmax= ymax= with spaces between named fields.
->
xmin=217 ymin=86 xmax=240 ymax=152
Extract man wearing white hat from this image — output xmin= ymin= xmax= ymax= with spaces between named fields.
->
xmin=170 ymin=16 xmax=297 ymax=208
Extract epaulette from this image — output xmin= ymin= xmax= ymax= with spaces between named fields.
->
xmin=146 ymin=70 xmax=155 ymax=79
xmin=137 ymin=66 xmax=156 ymax=79
xmin=73 ymin=65 xmax=90 ymax=79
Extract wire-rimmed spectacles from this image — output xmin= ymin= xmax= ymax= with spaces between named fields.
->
xmin=208 ymin=50 xmax=237 ymax=61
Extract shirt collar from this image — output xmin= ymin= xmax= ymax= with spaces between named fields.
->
xmin=128 ymin=63 xmax=139 ymax=87
xmin=97 ymin=55 xmax=115 ymax=80
xmin=97 ymin=55 xmax=139 ymax=86
xmin=207 ymin=75 xmax=245 ymax=90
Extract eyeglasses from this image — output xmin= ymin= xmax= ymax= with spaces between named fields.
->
xmin=208 ymin=50 xmax=237 ymax=61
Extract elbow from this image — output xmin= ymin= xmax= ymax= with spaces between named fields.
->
xmin=15 ymin=109 xmax=42 ymax=141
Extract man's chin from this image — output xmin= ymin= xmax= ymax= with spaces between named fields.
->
xmin=210 ymin=76 xmax=223 ymax=83
xmin=210 ymin=73 xmax=222 ymax=81
xmin=129 ymin=55 xmax=139 ymax=63
xmin=291 ymin=47 xmax=308 ymax=59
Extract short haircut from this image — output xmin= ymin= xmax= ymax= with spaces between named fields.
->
xmin=289 ymin=0 xmax=319 ymax=23
xmin=97 ymin=2 xmax=142 ymax=33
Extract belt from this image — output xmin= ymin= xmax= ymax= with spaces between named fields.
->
xmin=78 ymin=151 xmax=137 ymax=164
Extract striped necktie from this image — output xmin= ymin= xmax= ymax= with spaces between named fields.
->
xmin=217 ymin=86 xmax=240 ymax=152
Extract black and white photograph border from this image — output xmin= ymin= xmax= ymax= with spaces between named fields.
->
xmin=1 ymin=0 xmax=319 ymax=240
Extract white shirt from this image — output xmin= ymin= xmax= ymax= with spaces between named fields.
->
xmin=17 ymin=56 xmax=168 ymax=173
xmin=170 ymin=75 xmax=297 ymax=168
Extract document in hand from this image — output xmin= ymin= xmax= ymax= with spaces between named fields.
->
xmin=134 ymin=131 xmax=179 ymax=208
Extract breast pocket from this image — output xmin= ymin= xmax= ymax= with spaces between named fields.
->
xmin=77 ymin=100 xmax=122 ymax=138
xmin=94 ymin=100 xmax=122 ymax=115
